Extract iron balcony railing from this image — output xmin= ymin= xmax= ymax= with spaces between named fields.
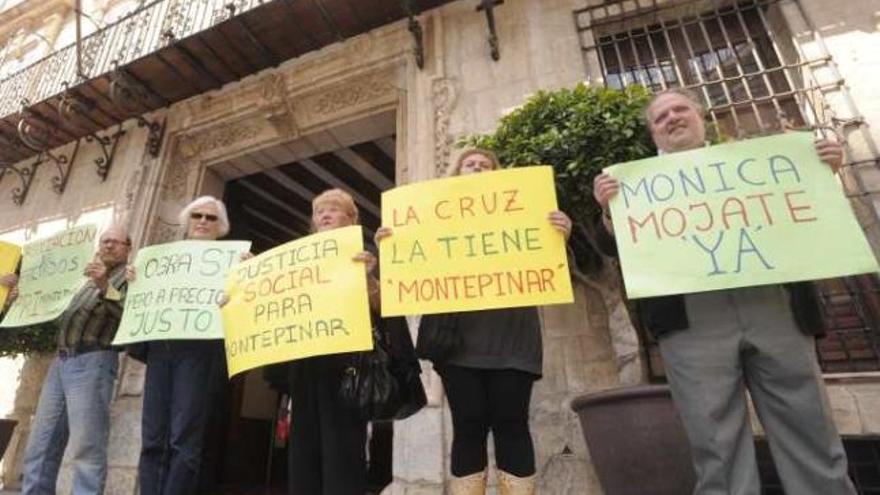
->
xmin=0 ymin=0 xmax=264 ymax=118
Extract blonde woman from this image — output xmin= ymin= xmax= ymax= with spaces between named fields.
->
xmin=287 ymin=189 xmax=379 ymax=495
xmin=376 ymin=149 xmax=572 ymax=494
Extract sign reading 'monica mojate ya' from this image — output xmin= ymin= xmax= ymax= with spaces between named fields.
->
xmin=607 ymin=132 xmax=878 ymax=299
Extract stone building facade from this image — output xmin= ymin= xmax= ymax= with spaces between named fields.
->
xmin=0 ymin=0 xmax=877 ymax=494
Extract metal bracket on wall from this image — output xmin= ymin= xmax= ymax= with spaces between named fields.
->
xmin=48 ymin=139 xmax=82 ymax=195
xmin=85 ymin=124 xmax=126 ymax=181
xmin=2 ymin=154 xmax=41 ymax=205
xmin=137 ymin=116 xmax=166 ymax=158
xmin=400 ymin=0 xmax=425 ymax=69
xmin=476 ymin=0 xmax=504 ymax=61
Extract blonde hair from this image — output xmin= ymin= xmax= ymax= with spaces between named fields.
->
xmin=645 ymin=87 xmax=705 ymax=127
xmin=311 ymin=189 xmax=359 ymax=230
xmin=179 ymin=196 xmax=230 ymax=237
xmin=449 ymin=148 xmax=501 ymax=177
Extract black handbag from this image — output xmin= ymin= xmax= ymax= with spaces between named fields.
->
xmin=415 ymin=313 xmax=461 ymax=363
xmin=339 ymin=317 xmax=426 ymax=421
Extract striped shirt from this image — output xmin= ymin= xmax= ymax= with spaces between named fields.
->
xmin=55 ymin=263 xmax=127 ymax=351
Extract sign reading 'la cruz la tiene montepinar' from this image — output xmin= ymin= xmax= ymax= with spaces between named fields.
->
xmin=379 ymin=166 xmax=574 ymax=316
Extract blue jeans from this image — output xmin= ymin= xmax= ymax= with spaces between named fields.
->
xmin=138 ymin=341 xmax=221 ymax=495
xmin=21 ymin=350 xmax=118 ymax=495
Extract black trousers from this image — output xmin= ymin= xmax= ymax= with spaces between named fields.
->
xmin=438 ymin=365 xmax=537 ymax=477
xmin=288 ymin=356 xmax=367 ymax=495
xmin=139 ymin=341 xmax=221 ymax=495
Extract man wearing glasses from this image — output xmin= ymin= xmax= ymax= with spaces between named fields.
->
xmin=594 ymin=89 xmax=855 ymax=495
xmin=20 ymin=225 xmax=131 ymax=495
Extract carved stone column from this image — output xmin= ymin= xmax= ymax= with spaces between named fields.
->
xmin=1 ymin=354 xmax=53 ymax=490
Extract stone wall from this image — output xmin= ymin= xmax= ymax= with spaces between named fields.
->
xmin=0 ymin=0 xmax=878 ymax=493
xmin=0 ymin=116 xmax=157 ymax=490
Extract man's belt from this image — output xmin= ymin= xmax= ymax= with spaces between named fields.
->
xmin=57 ymin=346 xmax=107 ymax=358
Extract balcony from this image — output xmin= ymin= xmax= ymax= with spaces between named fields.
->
xmin=0 ymin=0 xmax=451 ymax=166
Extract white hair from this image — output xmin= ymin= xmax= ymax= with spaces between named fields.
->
xmin=178 ymin=195 xmax=230 ymax=238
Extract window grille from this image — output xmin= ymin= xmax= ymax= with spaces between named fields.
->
xmin=757 ymin=437 xmax=880 ymax=493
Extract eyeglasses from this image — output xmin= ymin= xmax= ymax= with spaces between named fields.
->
xmin=101 ymin=239 xmax=130 ymax=247
xmin=190 ymin=213 xmax=218 ymax=222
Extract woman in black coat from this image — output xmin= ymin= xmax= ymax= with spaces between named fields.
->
xmin=376 ymin=149 xmax=572 ymax=495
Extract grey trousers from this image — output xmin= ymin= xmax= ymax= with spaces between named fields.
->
xmin=658 ymin=285 xmax=856 ymax=495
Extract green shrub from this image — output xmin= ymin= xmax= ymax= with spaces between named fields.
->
xmin=464 ymin=83 xmax=656 ymax=275
xmin=0 ymin=323 xmax=55 ymax=357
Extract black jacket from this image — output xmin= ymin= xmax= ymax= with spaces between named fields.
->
xmin=595 ymin=218 xmax=824 ymax=339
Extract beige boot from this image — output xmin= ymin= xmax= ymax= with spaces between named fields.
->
xmin=497 ymin=469 xmax=536 ymax=495
xmin=449 ymin=469 xmax=487 ymax=495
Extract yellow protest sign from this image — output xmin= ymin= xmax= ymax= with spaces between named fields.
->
xmin=0 ymin=241 xmax=21 ymax=309
xmin=222 ymin=225 xmax=373 ymax=377
xmin=379 ymin=166 xmax=573 ymax=316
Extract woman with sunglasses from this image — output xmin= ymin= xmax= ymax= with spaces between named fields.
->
xmin=136 ymin=196 xmax=234 ymax=495
xmin=376 ymin=149 xmax=572 ymax=495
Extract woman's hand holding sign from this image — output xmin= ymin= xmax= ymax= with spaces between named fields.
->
xmin=0 ymin=274 xmax=17 ymax=289
xmin=548 ymin=211 xmax=573 ymax=240
xmin=1 ymin=273 xmax=18 ymax=308
xmin=375 ymin=227 xmax=393 ymax=245
xmin=353 ymin=250 xmax=379 ymax=311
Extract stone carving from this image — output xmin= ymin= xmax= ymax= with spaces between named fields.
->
xmin=259 ymin=71 xmax=286 ymax=103
xmin=121 ymin=165 xmax=144 ymax=216
xmin=432 ymin=77 xmax=459 ymax=177
xmin=259 ymin=72 xmax=298 ymax=138
xmin=148 ymin=220 xmax=180 ymax=245
xmin=160 ymin=156 xmax=196 ymax=202
xmin=309 ymin=73 xmax=395 ymax=117
xmin=174 ymin=120 xmax=262 ymax=162
xmin=116 ymin=136 xmax=155 ymax=227
xmin=349 ymin=34 xmax=374 ymax=58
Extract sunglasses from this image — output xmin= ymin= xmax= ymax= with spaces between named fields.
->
xmin=190 ymin=213 xmax=219 ymax=222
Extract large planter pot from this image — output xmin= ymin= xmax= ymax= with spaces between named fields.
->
xmin=571 ymin=385 xmax=695 ymax=495
xmin=0 ymin=419 xmax=17 ymax=461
